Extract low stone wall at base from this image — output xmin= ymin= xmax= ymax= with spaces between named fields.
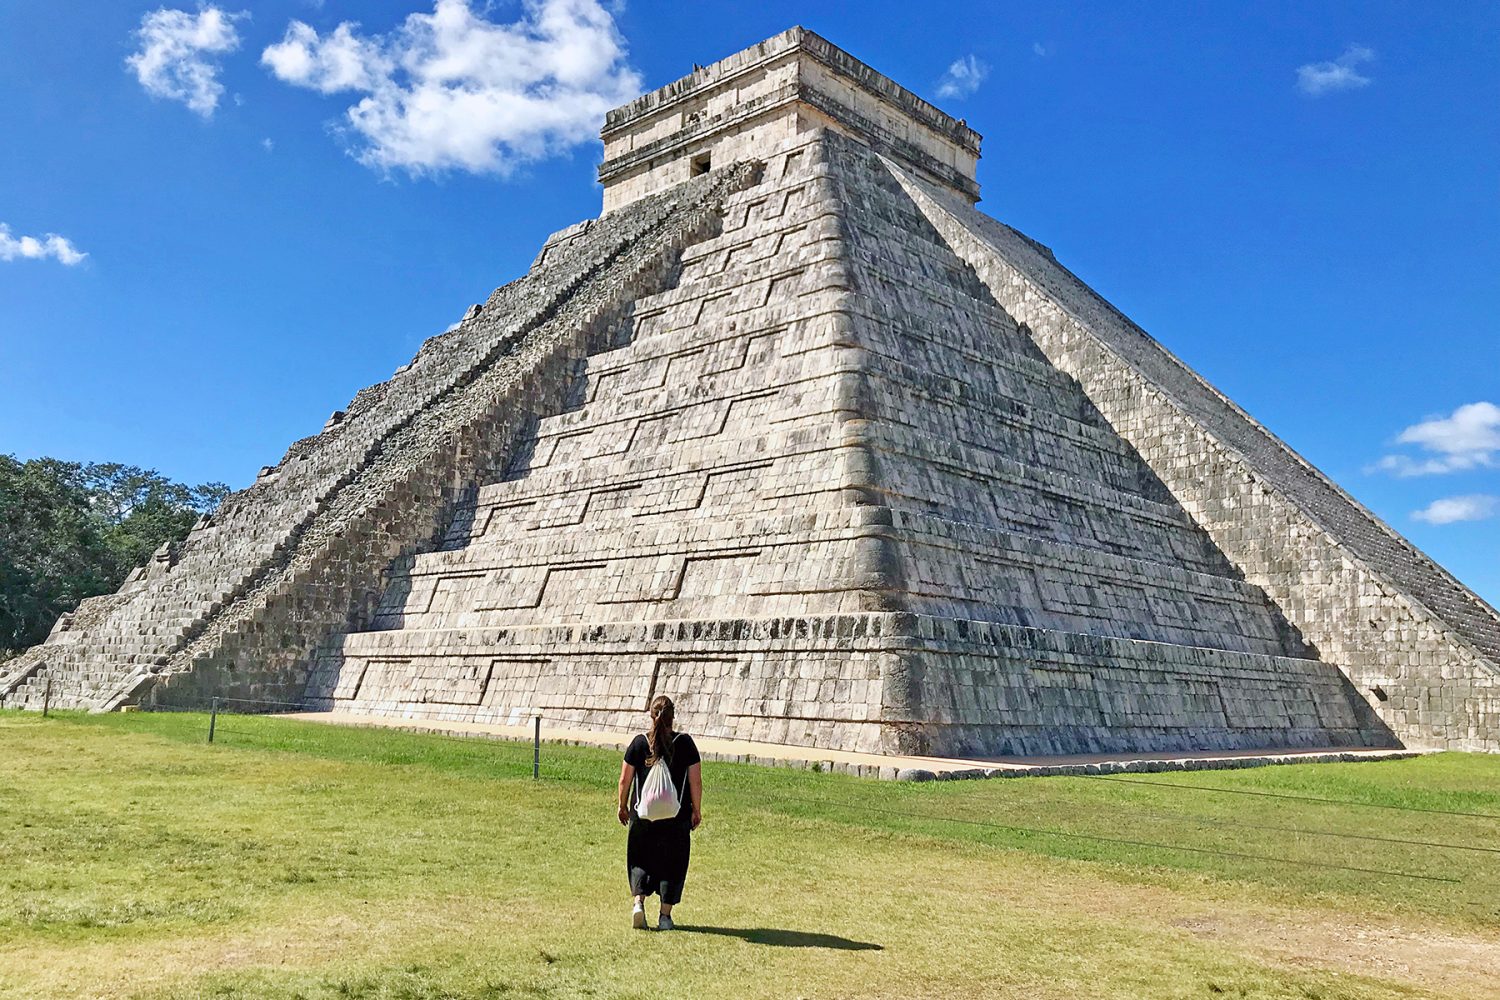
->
xmin=304 ymin=611 xmax=1396 ymax=759
xmin=889 ymin=749 xmax=1426 ymax=782
xmin=889 ymin=617 xmax=1396 ymax=758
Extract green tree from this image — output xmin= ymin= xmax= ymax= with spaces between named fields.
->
xmin=0 ymin=455 xmax=227 ymax=657
xmin=82 ymin=463 xmax=229 ymax=576
xmin=0 ymin=457 xmax=112 ymax=654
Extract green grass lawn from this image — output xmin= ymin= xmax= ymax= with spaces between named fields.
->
xmin=2 ymin=709 xmax=1498 ymax=1000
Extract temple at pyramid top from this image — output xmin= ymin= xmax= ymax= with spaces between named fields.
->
xmin=598 ymin=26 xmax=983 ymax=212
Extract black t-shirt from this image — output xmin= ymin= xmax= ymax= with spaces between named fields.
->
xmin=625 ymin=732 xmax=701 ymax=822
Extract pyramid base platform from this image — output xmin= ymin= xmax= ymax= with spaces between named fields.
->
xmin=283 ymin=613 xmax=1398 ymax=758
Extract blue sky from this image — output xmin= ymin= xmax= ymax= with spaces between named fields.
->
xmin=1 ymin=1 xmax=1496 ymax=604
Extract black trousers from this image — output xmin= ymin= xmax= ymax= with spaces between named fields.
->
xmin=627 ymin=813 xmax=691 ymax=905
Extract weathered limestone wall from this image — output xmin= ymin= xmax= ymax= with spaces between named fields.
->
xmin=887 ymin=161 xmax=1499 ymax=751
xmin=886 ymin=618 xmax=1377 ymax=757
xmin=312 ymin=616 xmax=901 ymax=753
xmin=827 ymin=140 xmax=1307 ymax=656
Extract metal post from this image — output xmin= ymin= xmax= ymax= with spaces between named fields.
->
xmin=208 ymin=697 xmax=219 ymax=744
xmin=42 ymin=677 xmax=52 ymax=718
xmin=533 ymin=715 xmax=541 ymax=780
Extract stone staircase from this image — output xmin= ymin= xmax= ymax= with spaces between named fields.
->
xmin=1 ymin=160 xmax=765 ymax=713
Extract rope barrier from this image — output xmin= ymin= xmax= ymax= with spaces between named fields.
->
xmin=759 ymin=793 xmax=1463 ymax=884
xmin=1071 ymin=803 xmax=1500 ymax=857
xmin=1090 ymin=775 xmax=1500 ymax=820
xmin=123 ymin=696 xmax=1494 ymax=878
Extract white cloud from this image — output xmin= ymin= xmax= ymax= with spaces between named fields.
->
xmin=1399 ymin=401 xmax=1500 ymax=456
xmin=1412 ymin=494 xmax=1499 ymax=525
xmin=0 ymin=224 xmax=87 ymax=266
xmin=1296 ymin=44 xmax=1375 ymax=96
xmin=262 ymin=21 xmax=385 ymax=93
xmin=1371 ymin=402 xmax=1500 ymax=477
xmin=936 ymin=54 xmax=988 ymax=99
xmin=1032 ymin=42 xmax=1049 ymax=58
xmin=262 ymin=137 xmax=275 ymax=152
xmin=261 ymin=0 xmax=641 ymax=177
xmin=126 ymin=6 xmax=246 ymax=118
xmin=1370 ymin=454 xmax=1464 ymax=477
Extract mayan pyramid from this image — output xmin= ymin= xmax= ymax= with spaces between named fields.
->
xmin=5 ymin=28 xmax=1496 ymax=757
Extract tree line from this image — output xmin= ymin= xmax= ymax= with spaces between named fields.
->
xmin=0 ymin=455 xmax=228 ymax=658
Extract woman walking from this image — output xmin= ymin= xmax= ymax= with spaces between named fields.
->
xmin=617 ymin=695 xmax=702 ymax=930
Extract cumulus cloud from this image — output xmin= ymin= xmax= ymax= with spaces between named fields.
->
xmin=263 ymin=21 xmax=383 ymax=93
xmin=1032 ymin=42 xmax=1049 ymax=58
xmin=126 ymin=6 xmax=246 ymax=118
xmin=0 ymin=224 xmax=87 ymax=266
xmin=1412 ymin=494 xmax=1499 ymax=525
xmin=1399 ymin=401 xmax=1500 ymax=456
xmin=936 ymin=54 xmax=988 ymax=99
xmin=1370 ymin=402 xmax=1500 ymax=477
xmin=260 ymin=0 xmax=641 ymax=176
xmin=1296 ymin=44 xmax=1375 ymax=96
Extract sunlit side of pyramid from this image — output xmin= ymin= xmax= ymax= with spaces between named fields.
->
xmin=5 ymin=28 xmax=1496 ymax=756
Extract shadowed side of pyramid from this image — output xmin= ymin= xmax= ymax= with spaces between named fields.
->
xmin=882 ymin=159 xmax=1500 ymax=755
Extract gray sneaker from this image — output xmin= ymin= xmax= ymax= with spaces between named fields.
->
xmin=632 ymin=907 xmax=647 ymax=930
xmin=657 ymin=915 xmax=674 ymax=931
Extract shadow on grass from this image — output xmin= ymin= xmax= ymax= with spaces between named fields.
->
xmin=675 ymin=926 xmax=882 ymax=950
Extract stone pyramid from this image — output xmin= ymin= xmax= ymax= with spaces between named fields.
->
xmin=6 ymin=28 xmax=1496 ymax=756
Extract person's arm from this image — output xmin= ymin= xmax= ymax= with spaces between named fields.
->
xmin=687 ymin=762 xmax=703 ymax=830
xmin=617 ymin=760 xmax=635 ymax=825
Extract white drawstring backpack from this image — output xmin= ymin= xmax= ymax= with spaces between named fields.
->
xmin=634 ymin=736 xmax=681 ymax=821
